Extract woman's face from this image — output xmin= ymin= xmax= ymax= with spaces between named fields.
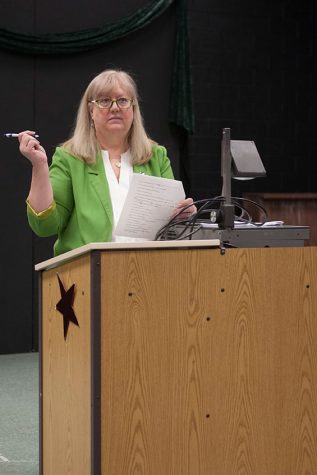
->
xmin=90 ymin=84 xmax=134 ymax=140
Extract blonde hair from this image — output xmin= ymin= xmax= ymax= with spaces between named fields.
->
xmin=62 ymin=69 xmax=154 ymax=165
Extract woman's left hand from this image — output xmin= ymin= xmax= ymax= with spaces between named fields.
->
xmin=173 ymin=198 xmax=197 ymax=220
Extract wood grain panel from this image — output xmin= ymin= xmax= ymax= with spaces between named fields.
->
xmin=100 ymin=247 xmax=317 ymax=475
xmin=243 ymin=193 xmax=317 ymax=245
xmin=41 ymin=255 xmax=91 ymax=475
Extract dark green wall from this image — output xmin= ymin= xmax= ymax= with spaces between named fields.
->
xmin=1 ymin=0 xmax=316 ymax=353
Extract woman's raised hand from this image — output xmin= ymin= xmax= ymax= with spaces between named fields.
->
xmin=18 ymin=131 xmax=48 ymax=166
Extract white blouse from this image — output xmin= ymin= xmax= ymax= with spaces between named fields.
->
xmin=101 ymin=150 xmax=145 ymax=242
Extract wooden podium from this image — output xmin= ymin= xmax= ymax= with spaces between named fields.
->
xmin=35 ymin=241 xmax=317 ymax=475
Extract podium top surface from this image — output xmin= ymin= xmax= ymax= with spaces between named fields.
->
xmin=35 ymin=239 xmax=220 ymax=271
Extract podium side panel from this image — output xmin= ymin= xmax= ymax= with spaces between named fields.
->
xmin=41 ymin=254 xmax=91 ymax=475
xmin=99 ymin=247 xmax=317 ymax=475
xmin=204 ymin=247 xmax=317 ymax=475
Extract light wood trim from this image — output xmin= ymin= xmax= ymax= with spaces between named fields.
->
xmin=35 ymin=240 xmax=220 ymax=271
xmin=99 ymin=247 xmax=317 ymax=474
xmin=41 ymin=255 xmax=91 ymax=475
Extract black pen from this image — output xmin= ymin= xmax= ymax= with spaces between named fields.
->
xmin=4 ymin=133 xmax=39 ymax=138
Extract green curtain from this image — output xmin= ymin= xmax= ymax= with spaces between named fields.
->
xmin=0 ymin=0 xmax=194 ymax=133
xmin=169 ymin=0 xmax=194 ymax=133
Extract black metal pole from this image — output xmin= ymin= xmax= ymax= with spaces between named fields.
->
xmin=220 ymin=128 xmax=235 ymax=228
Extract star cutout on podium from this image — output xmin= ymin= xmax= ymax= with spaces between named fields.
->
xmin=56 ymin=274 xmax=79 ymax=340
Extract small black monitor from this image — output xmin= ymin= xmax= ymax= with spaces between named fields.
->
xmin=220 ymin=128 xmax=266 ymax=229
xmin=230 ymin=140 xmax=266 ymax=178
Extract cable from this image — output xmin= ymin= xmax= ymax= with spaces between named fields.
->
xmin=155 ymin=197 xmax=223 ymax=241
xmin=154 ymin=196 xmax=269 ymax=241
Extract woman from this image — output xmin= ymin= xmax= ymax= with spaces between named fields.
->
xmin=19 ymin=69 xmax=195 ymax=256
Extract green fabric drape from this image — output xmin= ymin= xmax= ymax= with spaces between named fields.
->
xmin=0 ymin=0 xmax=194 ymax=133
xmin=169 ymin=0 xmax=194 ymax=133
xmin=0 ymin=0 xmax=173 ymax=54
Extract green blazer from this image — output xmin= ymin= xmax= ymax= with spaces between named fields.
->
xmin=27 ymin=145 xmax=174 ymax=256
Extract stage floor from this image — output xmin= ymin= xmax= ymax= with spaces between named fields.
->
xmin=0 ymin=352 xmax=38 ymax=474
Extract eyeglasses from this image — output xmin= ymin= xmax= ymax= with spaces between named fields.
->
xmin=89 ymin=97 xmax=134 ymax=109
